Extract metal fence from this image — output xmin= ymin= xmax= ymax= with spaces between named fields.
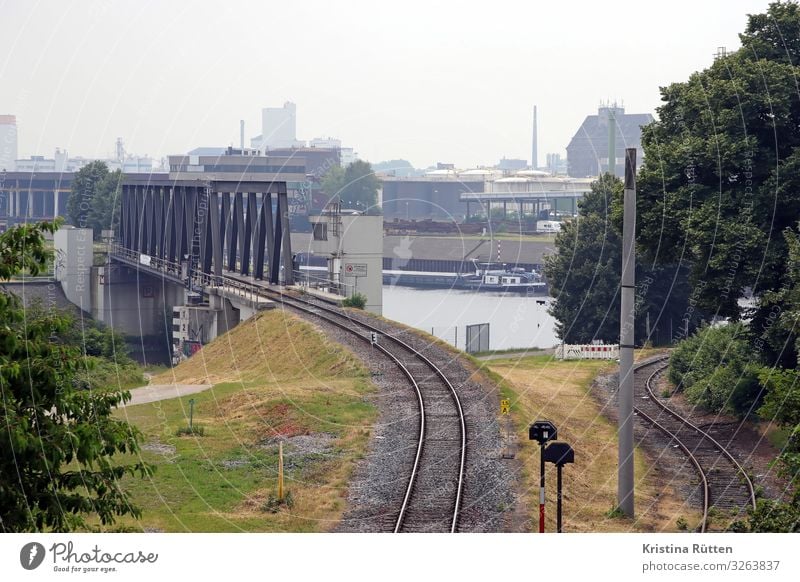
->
xmin=465 ymin=323 xmax=490 ymax=354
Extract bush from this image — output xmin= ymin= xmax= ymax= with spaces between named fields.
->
xmin=668 ymin=323 xmax=761 ymax=415
xmin=342 ymin=292 xmax=367 ymax=309
xmin=175 ymin=425 xmax=205 ymax=437
xmin=261 ymin=491 xmax=294 ymax=513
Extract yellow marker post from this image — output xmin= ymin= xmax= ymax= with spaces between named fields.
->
xmin=500 ymin=399 xmax=514 ymax=459
xmin=278 ymin=441 xmax=284 ymax=500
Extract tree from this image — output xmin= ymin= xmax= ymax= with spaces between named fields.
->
xmin=637 ymin=2 xmax=800 ymax=347
xmin=0 ymin=221 xmax=150 ymax=532
xmin=320 ymin=165 xmax=345 ymax=207
xmin=733 ymin=367 xmax=800 ymax=532
xmin=668 ymin=323 xmax=763 ymax=415
xmin=544 ymin=174 xmax=697 ymax=345
xmin=321 ymin=160 xmax=380 ymax=211
xmin=66 ymin=161 xmax=122 ymax=239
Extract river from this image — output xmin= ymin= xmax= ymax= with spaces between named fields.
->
xmin=382 ymin=285 xmax=558 ymax=351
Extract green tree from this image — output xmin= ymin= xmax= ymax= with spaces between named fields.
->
xmin=544 ymin=174 xmax=696 ymax=344
xmin=0 ymin=221 xmax=150 ymax=532
xmin=733 ymin=367 xmax=800 ymax=531
xmin=321 ymin=160 xmax=380 ymax=211
xmin=668 ymin=323 xmax=763 ymax=415
xmin=320 ymin=165 xmax=345 ymax=206
xmin=66 ymin=161 xmax=122 ymax=239
xmin=636 ymin=2 xmax=800 ymax=360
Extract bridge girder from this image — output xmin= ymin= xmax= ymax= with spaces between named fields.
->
xmin=119 ymin=180 xmax=292 ymax=286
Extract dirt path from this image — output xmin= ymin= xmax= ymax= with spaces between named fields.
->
xmin=121 ymin=384 xmax=212 ymax=407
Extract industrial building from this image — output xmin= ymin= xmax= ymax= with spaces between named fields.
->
xmin=0 ymin=172 xmax=72 ymax=229
xmin=309 ymin=205 xmax=383 ymax=315
xmin=566 ymin=104 xmax=652 ymax=178
xmin=14 ymin=148 xmax=156 ymax=173
xmin=381 ymin=169 xmax=592 ymax=221
xmin=250 ymin=101 xmax=304 ymax=150
xmin=309 ymin=137 xmax=356 ymax=167
xmin=381 ymin=173 xmax=487 ymax=221
xmin=461 ymin=173 xmax=593 ymax=219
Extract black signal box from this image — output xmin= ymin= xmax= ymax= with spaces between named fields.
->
xmin=528 ymin=420 xmax=557 ymax=445
xmin=543 ymin=442 xmax=575 ymax=466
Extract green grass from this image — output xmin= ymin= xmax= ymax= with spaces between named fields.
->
xmin=487 ymin=351 xmax=702 ymax=532
xmin=81 ymin=357 xmax=146 ymax=391
xmin=473 ymin=347 xmax=549 ymax=358
xmin=767 ymin=426 xmax=791 ymax=451
xmin=113 ymin=378 xmax=376 ymax=532
xmin=108 ymin=311 xmax=377 ymax=533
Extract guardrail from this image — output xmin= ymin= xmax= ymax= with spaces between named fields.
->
xmin=110 ymin=244 xmax=184 ymax=280
xmin=294 ymin=270 xmax=354 ymax=297
xmin=110 ymin=244 xmax=352 ymax=302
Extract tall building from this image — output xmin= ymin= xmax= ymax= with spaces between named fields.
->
xmin=251 ymin=102 xmax=304 ymax=150
xmin=0 ymin=115 xmax=18 ymax=171
xmin=565 ymin=104 xmax=653 ymax=178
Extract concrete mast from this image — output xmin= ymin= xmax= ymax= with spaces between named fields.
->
xmin=618 ymin=147 xmax=637 ymax=517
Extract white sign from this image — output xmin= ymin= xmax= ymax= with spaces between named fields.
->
xmin=139 ymin=254 xmax=152 ymax=266
xmin=345 ymin=263 xmax=367 ymax=276
xmin=555 ymin=344 xmax=620 ymax=360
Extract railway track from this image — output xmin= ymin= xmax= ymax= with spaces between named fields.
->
xmin=633 ymin=358 xmax=756 ymax=532
xmin=256 ymin=287 xmax=467 ymax=533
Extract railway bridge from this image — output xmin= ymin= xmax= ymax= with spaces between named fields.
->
xmin=56 ymin=176 xmax=305 ymax=363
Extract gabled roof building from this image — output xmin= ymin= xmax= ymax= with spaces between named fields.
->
xmin=566 ymin=105 xmax=653 ymax=178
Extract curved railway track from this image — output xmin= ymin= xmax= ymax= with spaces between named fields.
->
xmin=257 ymin=287 xmax=467 ymax=533
xmin=633 ymin=358 xmax=756 ymax=532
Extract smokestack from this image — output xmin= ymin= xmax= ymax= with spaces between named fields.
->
xmin=240 ymin=120 xmax=245 ymax=150
xmin=531 ymin=106 xmax=538 ymax=170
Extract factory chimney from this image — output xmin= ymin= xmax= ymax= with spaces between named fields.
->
xmin=240 ymin=120 xmax=245 ymax=150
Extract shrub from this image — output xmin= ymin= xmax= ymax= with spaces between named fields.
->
xmin=668 ymin=323 xmax=762 ymax=415
xmin=342 ymin=292 xmax=367 ymax=309
xmin=176 ymin=425 xmax=205 ymax=437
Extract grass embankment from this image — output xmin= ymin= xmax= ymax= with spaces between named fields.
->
xmin=485 ymin=352 xmax=702 ymax=532
xmin=113 ymin=309 xmax=376 ymax=532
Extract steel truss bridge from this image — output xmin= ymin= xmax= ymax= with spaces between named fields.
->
xmin=116 ymin=177 xmax=294 ymax=286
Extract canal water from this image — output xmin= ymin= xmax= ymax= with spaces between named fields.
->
xmin=382 ymin=285 xmax=558 ymax=351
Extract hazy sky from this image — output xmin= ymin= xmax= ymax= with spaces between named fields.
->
xmin=0 ymin=0 xmax=774 ymax=168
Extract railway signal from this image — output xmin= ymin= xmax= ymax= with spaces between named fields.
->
xmin=370 ymin=332 xmax=378 ymax=345
xmin=543 ymin=442 xmax=575 ymax=533
xmin=529 ymin=420 xmax=557 ymax=532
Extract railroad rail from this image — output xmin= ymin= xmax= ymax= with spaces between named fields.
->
xmin=255 ymin=285 xmax=467 ymax=533
xmin=108 ymin=245 xmax=471 ymax=531
xmin=633 ymin=358 xmax=757 ymax=532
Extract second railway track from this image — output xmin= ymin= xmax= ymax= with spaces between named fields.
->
xmin=633 ymin=358 xmax=756 ymax=532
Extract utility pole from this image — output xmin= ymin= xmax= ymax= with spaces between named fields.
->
xmin=618 ymin=148 xmax=637 ymax=517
